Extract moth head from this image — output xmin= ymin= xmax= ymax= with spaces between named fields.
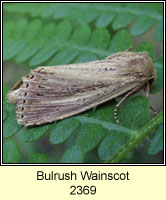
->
xmin=141 ymin=51 xmax=156 ymax=86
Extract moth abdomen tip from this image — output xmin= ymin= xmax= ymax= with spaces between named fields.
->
xmin=6 ymin=90 xmax=20 ymax=103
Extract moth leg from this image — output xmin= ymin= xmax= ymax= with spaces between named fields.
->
xmin=144 ymin=81 xmax=150 ymax=97
xmin=144 ymin=82 xmax=158 ymax=115
xmin=114 ymin=84 xmax=142 ymax=124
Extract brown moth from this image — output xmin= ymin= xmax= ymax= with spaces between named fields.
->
xmin=7 ymin=51 xmax=156 ymax=126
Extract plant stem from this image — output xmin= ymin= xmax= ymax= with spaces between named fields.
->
xmin=107 ymin=111 xmax=163 ymax=163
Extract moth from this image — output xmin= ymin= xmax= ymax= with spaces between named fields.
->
xmin=7 ymin=51 xmax=156 ymax=126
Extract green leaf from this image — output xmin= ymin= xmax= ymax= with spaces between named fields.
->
xmin=41 ymin=22 xmax=57 ymax=41
xmin=50 ymin=118 xmax=80 ymax=144
xmin=3 ymin=18 xmax=28 ymax=61
xmin=5 ymin=3 xmax=162 ymax=23
xmin=124 ymin=2 xmax=162 ymax=17
xmin=3 ymin=99 xmax=16 ymax=116
xmin=3 ymin=110 xmax=8 ymax=121
xmin=60 ymin=145 xmax=84 ymax=163
xmin=53 ymin=4 xmax=69 ymax=19
xmin=29 ymin=3 xmax=53 ymax=18
xmin=92 ymin=103 xmax=116 ymax=122
xmin=71 ymin=24 xmax=91 ymax=46
xmin=24 ymin=124 xmax=51 ymax=142
xmin=85 ymin=149 xmax=102 ymax=163
xmin=119 ymin=95 xmax=150 ymax=130
xmin=15 ymin=19 xmax=43 ymax=63
xmin=76 ymin=116 xmax=135 ymax=137
xmin=96 ymin=12 xmax=115 ymax=28
xmin=29 ymin=21 xmax=72 ymax=66
xmin=130 ymin=16 xmax=155 ymax=36
xmin=112 ymin=13 xmax=135 ymax=30
xmin=29 ymin=42 xmax=59 ymax=66
xmin=98 ymin=131 xmax=127 ymax=161
xmin=135 ymin=41 xmax=156 ymax=60
xmin=3 ymin=114 xmax=22 ymax=138
xmin=24 ymin=19 xmax=43 ymax=41
xmin=89 ymin=28 xmax=110 ymax=50
xmin=15 ymin=40 xmax=41 ymax=63
xmin=150 ymin=62 xmax=163 ymax=94
xmin=107 ymin=112 xmax=163 ymax=163
xmin=4 ymin=5 xmax=161 ymax=64
xmin=27 ymin=153 xmax=48 ymax=163
xmin=4 ymin=20 xmax=15 ymax=39
xmin=148 ymin=124 xmax=163 ymax=155
xmin=29 ymin=23 xmax=57 ymax=66
xmin=3 ymin=84 xmax=8 ymax=104
xmin=73 ymin=51 xmax=98 ymax=63
xmin=109 ymin=29 xmax=133 ymax=53
xmin=56 ymin=20 xmax=72 ymax=42
xmin=70 ymin=7 xmax=97 ymax=24
xmin=12 ymin=18 xmax=28 ymax=39
xmin=156 ymin=54 xmax=163 ymax=64
xmin=76 ymin=123 xmax=108 ymax=153
xmin=3 ymin=84 xmax=16 ymax=121
xmin=152 ymin=19 xmax=163 ymax=42
xmin=3 ymin=39 xmax=25 ymax=61
xmin=3 ymin=139 xmax=21 ymax=163
xmin=48 ymin=48 xmax=78 ymax=65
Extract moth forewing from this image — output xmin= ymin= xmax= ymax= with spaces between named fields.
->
xmin=7 ymin=51 xmax=156 ymax=126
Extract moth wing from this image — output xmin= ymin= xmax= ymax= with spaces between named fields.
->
xmin=8 ymin=60 xmax=147 ymax=126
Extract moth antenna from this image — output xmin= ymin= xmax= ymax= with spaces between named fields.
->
xmin=114 ymin=83 xmax=143 ymax=124
xmin=114 ymin=106 xmax=119 ymax=124
xmin=144 ymin=82 xmax=150 ymax=98
xmin=143 ymin=82 xmax=157 ymax=115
